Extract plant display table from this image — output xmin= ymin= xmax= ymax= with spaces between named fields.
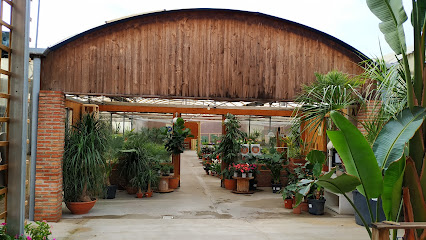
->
xmin=157 ymin=175 xmax=174 ymax=193
xmin=232 ymin=177 xmax=254 ymax=194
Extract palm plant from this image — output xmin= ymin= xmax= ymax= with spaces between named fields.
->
xmin=63 ymin=113 xmax=110 ymax=202
xmin=359 ymin=58 xmax=407 ymax=145
xmin=294 ymin=71 xmax=364 ymax=138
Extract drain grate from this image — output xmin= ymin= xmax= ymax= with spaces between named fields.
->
xmin=162 ymin=215 xmax=174 ymax=219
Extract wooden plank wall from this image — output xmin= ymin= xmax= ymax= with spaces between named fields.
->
xmin=40 ymin=10 xmax=364 ymax=102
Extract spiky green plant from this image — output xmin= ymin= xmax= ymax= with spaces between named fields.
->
xmin=63 ymin=113 xmax=110 ymax=202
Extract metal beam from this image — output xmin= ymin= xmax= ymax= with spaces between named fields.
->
xmin=8 ymin=0 xmax=31 ymax=235
xmin=98 ymin=104 xmax=293 ymax=117
xmin=29 ymin=56 xmax=41 ymax=221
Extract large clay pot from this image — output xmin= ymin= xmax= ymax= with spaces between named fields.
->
xmin=169 ymin=177 xmax=179 ymax=189
xmin=224 ymin=178 xmax=237 ymax=190
xmin=66 ymin=199 xmax=97 ymax=214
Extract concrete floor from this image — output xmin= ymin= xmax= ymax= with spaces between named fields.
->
xmin=49 ymin=150 xmax=369 ymax=239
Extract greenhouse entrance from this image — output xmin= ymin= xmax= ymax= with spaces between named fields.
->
xmin=64 ymin=95 xmax=297 ymax=192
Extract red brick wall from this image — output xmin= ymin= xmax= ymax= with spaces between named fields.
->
xmin=356 ymin=101 xmax=381 ymax=136
xmin=34 ymin=91 xmax=65 ymax=222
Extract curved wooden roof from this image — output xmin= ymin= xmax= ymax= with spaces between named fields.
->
xmin=40 ymin=9 xmax=366 ymax=102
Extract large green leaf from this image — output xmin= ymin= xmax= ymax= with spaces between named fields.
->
xmin=317 ymin=170 xmax=361 ymax=194
xmin=382 ymin=157 xmax=405 ymax=221
xmin=367 ymin=0 xmax=408 ymax=54
xmin=411 ymin=0 xmax=426 ymax=30
xmin=373 ymin=107 xmax=426 ymax=170
xmin=404 ymin=158 xmax=426 ymax=222
xmin=328 ymin=111 xmax=383 ymax=198
xmin=306 ymin=150 xmax=326 ymax=178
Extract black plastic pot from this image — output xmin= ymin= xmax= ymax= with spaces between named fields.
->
xmin=105 ymin=185 xmax=117 ymax=199
xmin=271 ymin=183 xmax=282 ymax=193
xmin=353 ymin=190 xmax=386 ymax=226
xmin=308 ymin=198 xmax=326 ymax=215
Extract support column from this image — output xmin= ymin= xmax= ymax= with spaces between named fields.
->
xmin=34 ymin=91 xmax=65 ymax=222
xmin=172 ymin=113 xmax=181 ymax=186
xmin=7 ymin=0 xmax=31 ymax=235
xmin=221 ymin=115 xmax=226 ymax=171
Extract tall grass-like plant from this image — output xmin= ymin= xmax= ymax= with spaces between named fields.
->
xmin=63 ymin=113 xmax=110 ymax=202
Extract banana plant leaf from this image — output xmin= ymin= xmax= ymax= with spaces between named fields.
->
xmin=327 ymin=111 xmax=383 ymax=198
xmin=404 ymin=158 xmax=426 ymax=222
xmin=373 ymin=107 xmax=426 ymax=170
xmin=382 ymin=157 xmax=405 ymax=221
xmin=411 ymin=0 xmax=426 ymax=29
xmin=366 ymin=0 xmax=408 ymax=54
xmin=317 ymin=169 xmax=361 ymax=194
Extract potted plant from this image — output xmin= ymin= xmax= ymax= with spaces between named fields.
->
xmin=216 ymin=114 xmax=246 ymax=173
xmin=203 ymin=161 xmax=211 ymax=175
xmin=282 ymin=182 xmax=297 ymax=209
xmin=118 ymin=149 xmax=142 ymax=194
xmin=161 ymin=117 xmax=193 ymax=187
xmin=130 ymin=172 xmax=146 ymax=198
xmin=293 ymin=150 xmax=327 ymax=215
xmin=143 ymin=168 xmax=159 ymax=197
xmin=211 ymin=162 xmax=222 ymax=177
xmin=160 ymin=164 xmax=173 ymax=176
xmin=104 ymin=134 xmax=124 ymax=199
xmin=262 ymin=153 xmax=284 ymax=193
xmin=63 ymin=113 xmax=110 ymax=214
xmin=222 ymin=166 xmax=237 ymax=190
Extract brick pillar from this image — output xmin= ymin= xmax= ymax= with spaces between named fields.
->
xmin=34 ymin=91 xmax=65 ymax=222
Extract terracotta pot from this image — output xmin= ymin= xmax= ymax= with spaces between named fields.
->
xmin=145 ymin=191 xmax=153 ymax=198
xmin=224 ymin=178 xmax=237 ymax=190
xmin=300 ymin=202 xmax=309 ymax=212
xmin=66 ymin=199 xmax=97 ymax=214
xmin=293 ymin=204 xmax=302 ymax=214
xmin=126 ymin=186 xmax=138 ymax=195
xmin=136 ymin=192 xmax=144 ymax=198
xmin=169 ymin=177 xmax=179 ymax=189
xmin=284 ymin=198 xmax=293 ymax=209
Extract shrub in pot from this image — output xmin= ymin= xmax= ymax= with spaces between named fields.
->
xmin=103 ymin=135 xmax=123 ymax=199
xmin=221 ymin=166 xmax=237 ymax=190
xmin=293 ymin=150 xmax=327 ymax=215
xmin=63 ymin=113 xmax=110 ymax=214
xmin=144 ymin=168 xmax=159 ymax=197
xmin=261 ymin=153 xmax=284 ymax=193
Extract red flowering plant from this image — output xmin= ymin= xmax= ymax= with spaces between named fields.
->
xmin=233 ymin=163 xmax=250 ymax=173
xmin=249 ymin=163 xmax=257 ymax=173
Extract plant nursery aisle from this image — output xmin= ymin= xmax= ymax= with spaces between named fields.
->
xmin=51 ymin=150 xmax=368 ymax=239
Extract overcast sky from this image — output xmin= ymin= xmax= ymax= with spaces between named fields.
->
xmin=29 ymin=0 xmax=414 ymax=58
